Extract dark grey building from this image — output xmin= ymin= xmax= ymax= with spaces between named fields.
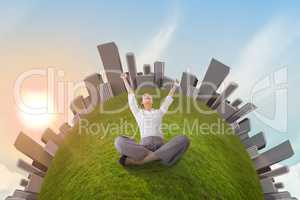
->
xmin=41 ymin=128 xmax=62 ymax=146
xmin=180 ymin=72 xmax=198 ymax=96
xmin=17 ymin=159 xmax=46 ymax=177
xmin=231 ymin=98 xmax=243 ymax=107
xmin=25 ymin=173 xmax=43 ymax=193
xmin=143 ymin=64 xmax=151 ymax=75
xmin=97 ymin=42 xmax=126 ymax=96
xmin=211 ymin=82 xmax=238 ymax=109
xmin=162 ymin=76 xmax=174 ymax=90
xmin=126 ymin=53 xmax=138 ymax=89
xmin=84 ymin=73 xmax=103 ymax=106
xmin=99 ymin=82 xmax=114 ymax=102
xmin=242 ymin=132 xmax=266 ymax=150
xmin=70 ymin=96 xmax=87 ymax=116
xmin=8 ymin=189 xmax=38 ymax=200
xmin=154 ymin=61 xmax=165 ymax=87
xmin=253 ymin=140 xmax=294 ymax=171
xmin=198 ymin=58 xmax=230 ymax=104
xmin=136 ymin=74 xmax=155 ymax=90
xmin=14 ymin=132 xmax=52 ymax=169
xmin=227 ymin=103 xmax=257 ymax=123
xmin=216 ymin=101 xmax=237 ymax=120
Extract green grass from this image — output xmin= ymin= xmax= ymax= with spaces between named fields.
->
xmin=39 ymin=89 xmax=263 ymax=200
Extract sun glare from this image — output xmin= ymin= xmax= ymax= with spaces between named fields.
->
xmin=18 ymin=92 xmax=54 ymax=129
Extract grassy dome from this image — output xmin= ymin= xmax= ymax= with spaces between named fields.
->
xmin=39 ymin=89 xmax=263 ymax=200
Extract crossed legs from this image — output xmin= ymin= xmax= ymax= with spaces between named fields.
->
xmin=114 ymin=136 xmax=160 ymax=166
xmin=125 ymin=152 xmax=160 ymax=166
xmin=114 ymin=135 xmax=190 ymax=166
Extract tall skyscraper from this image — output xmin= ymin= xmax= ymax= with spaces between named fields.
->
xmin=99 ymin=82 xmax=114 ymax=102
xmin=198 ymin=58 xmax=230 ymax=104
xmin=211 ymin=82 xmax=238 ymax=109
xmin=126 ymin=53 xmax=137 ymax=89
xmin=84 ymin=73 xmax=103 ymax=106
xmin=154 ymin=61 xmax=165 ymax=87
xmin=14 ymin=132 xmax=53 ymax=169
xmin=143 ymin=64 xmax=151 ymax=75
xmin=180 ymin=72 xmax=198 ymax=95
xmin=97 ymin=42 xmax=126 ymax=96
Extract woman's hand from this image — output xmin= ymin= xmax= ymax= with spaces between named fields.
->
xmin=121 ymin=72 xmax=134 ymax=93
xmin=168 ymin=79 xmax=179 ymax=97
xmin=120 ymin=73 xmax=127 ymax=80
xmin=173 ymin=79 xmax=180 ymax=88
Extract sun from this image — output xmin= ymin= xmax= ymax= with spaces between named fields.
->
xmin=18 ymin=92 xmax=54 ymax=129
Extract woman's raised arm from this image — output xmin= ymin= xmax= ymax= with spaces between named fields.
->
xmin=121 ymin=73 xmax=140 ymax=116
xmin=168 ymin=79 xmax=180 ymax=97
xmin=120 ymin=73 xmax=134 ymax=94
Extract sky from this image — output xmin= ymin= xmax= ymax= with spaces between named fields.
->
xmin=1 ymin=0 xmax=300 ymax=198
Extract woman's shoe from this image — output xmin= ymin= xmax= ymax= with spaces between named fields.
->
xmin=119 ymin=155 xmax=128 ymax=166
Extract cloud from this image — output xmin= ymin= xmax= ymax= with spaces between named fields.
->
xmin=0 ymin=163 xmax=24 ymax=199
xmin=275 ymin=162 xmax=300 ymax=198
xmin=137 ymin=4 xmax=180 ymax=69
xmin=230 ymin=17 xmax=300 ymax=100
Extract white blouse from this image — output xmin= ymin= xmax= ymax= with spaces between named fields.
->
xmin=128 ymin=93 xmax=174 ymax=139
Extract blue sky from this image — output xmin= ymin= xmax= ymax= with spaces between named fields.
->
xmin=1 ymin=0 xmax=300 ymax=198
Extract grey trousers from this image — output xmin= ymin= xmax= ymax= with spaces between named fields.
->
xmin=114 ymin=135 xmax=190 ymax=166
